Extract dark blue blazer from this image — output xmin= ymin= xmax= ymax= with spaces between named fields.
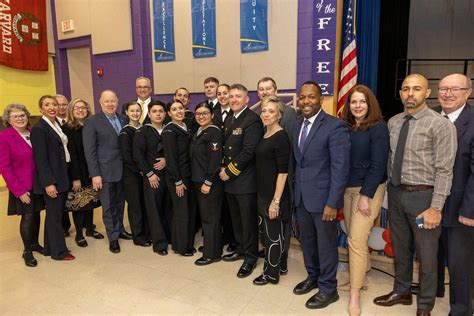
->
xmin=292 ymin=110 xmax=351 ymax=212
xmin=347 ymin=122 xmax=389 ymax=198
xmin=31 ymin=118 xmax=70 ymax=194
xmin=437 ymin=104 xmax=474 ymax=227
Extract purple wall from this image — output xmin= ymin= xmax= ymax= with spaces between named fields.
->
xmin=52 ymin=0 xmax=315 ymax=112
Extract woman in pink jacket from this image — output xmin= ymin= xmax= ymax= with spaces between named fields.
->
xmin=0 ymin=104 xmax=44 ymax=267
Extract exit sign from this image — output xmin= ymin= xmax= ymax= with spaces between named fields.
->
xmin=61 ymin=20 xmax=74 ymax=33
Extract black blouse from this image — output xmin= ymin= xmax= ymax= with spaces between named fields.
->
xmin=133 ymin=124 xmax=166 ymax=177
xmin=190 ymin=125 xmax=223 ymax=186
xmin=62 ymin=125 xmax=91 ymax=185
xmin=162 ymin=122 xmax=191 ymax=185
xmin=118 ymin=125 xmax=140 ymax=174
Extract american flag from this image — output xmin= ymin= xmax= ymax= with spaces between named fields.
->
xmin=337 ymin=0 xmax=357 ymax=117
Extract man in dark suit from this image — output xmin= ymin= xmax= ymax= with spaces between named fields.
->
xmin=219 ymin=83 xmax=264 ymax=278
xmin=83 ymin=90 xmax=131 ymax=253
xmin=436 ymin=73 xmax=474 ymax=316
xmin=292 ymin=81 xmax=350 ymax=309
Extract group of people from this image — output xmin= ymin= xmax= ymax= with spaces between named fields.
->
xmin=0 ymin=73 xmax=472 ymax=316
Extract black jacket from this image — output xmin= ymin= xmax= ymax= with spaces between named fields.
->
xmin=190 ymin=125 xmax=223 ymax=185
xmin=162 ymin=122 xmax=191 ymax=185
xmin=62 ymin=125 xmax=91 ymax=185
xmin=118 ymin=125 xmax=141 ymax=174
xmin=133 ymin=124 xmax=166 ymax=177
xmin=212 ymin=102 xmax=233 ymax=131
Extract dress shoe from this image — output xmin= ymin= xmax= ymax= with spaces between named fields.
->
xmin=154 ymin=249 xmax=168 ymax=256
xmin=195 ymin=256 xmax=221 ymax=266
xmin=22 ymin=251 xmax=37 ymax=267
xmin=305 ymin=290 xmax=339 ymax=309
xmin=226 ymin=243 xmax=237 ymax=252
xmin=416 ymin=309 xmax=431 ymax=316
xmin=280 ymin=268 xmax=288 ymax=275
xmin=293 ymin=277 xmax=319 ymax=295
xmin=222 ymin=252 xmax=244 ymax=262
xmin=338 ymin=277 xmax=370 ymax=292
xmin=135 ymin=241 xmax=152 ymax=247
xmin=86 ymin=230 xmax=105 ymax=239
xmin=183 ymin=250 xmax=194 ymax=257
xmin=258 ymin=249 xmax=265 ymax=258
xmin=62 ymin=253 xmax=76 ymax=261
xmin=31 ymin=244 xmax=44 ymax=254
xmin=75 ymin=238 xmax=88 ymax=248
xmin=237 ymin=262 xmax=256 ymax=278
xmin=109 ymin=240 xmax=121 ymax=254
xmin=198 ymin=246 xmax=203 ymax=252
xmin=373 ymin=291 xmax=412 ymax=306
xmin=253 ymin=274 xmax=278 ymax=286
xmin=119 ymin=231 xmax=133 ymax=240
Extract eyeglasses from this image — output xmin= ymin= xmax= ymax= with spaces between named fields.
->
xmin=438 ymin=87 xmax=469 ymax=95
xmin=195 ymin=112 xmax=211 ymax=117
xmin=10 ymin=114 xmax=27 ymax=120
xmin=73 ymin=106 xmax=87 ymax=111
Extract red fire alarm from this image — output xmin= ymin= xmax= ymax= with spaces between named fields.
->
xmin=97 ymin=67 xmax=104 ymax=77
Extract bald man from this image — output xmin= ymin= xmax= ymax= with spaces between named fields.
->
xmin=83 ymin=90 xmax=130 ymax=253
xmin=374 ymin=74 xmax=457 ymax=316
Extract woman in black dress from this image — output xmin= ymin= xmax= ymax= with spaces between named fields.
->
xmin=253 ymin=96 xmax=291 ymax=285
xmin=0 ymin=104 xmax=44 ymax=266
xmin=62 ymin=98 xmax=104 ymax=247
xmin=162 ymin=100 xmax=195 ymax=256
xmin=191 ymin=102 xmax=224 ymax=265
xmin=31 ymin=95 xmax=75 ymax=261
xmin=133 ymin=102 xmax=170 ymax=255
xmin=119 ymin=102 xmax=150 ymax=246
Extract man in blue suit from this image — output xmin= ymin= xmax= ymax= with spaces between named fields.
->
xmin=292 ymin=81 xmax=350 ymax=309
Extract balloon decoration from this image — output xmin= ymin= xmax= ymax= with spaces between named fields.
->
xmin=384 ymin=243 xmax=394 ymax=257
xmin=382 ymin=228 xmax=391 ymax=244
xmin=368 ymin=227 xmax=386 ymax=251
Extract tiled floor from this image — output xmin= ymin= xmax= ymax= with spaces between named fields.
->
xmin=0 ymin=189 xmax=450 ymax=315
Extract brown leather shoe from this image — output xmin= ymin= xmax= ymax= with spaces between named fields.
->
xmin=416 ymin=310 xmax=430 ymax=316
xmin=373 ymin=291 xmax=412 ymax=306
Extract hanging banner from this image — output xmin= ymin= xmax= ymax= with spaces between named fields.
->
xmin=311 ymin=0 xmax=338 ymax=95
xmin=240 ymin=0 xmax=268 ymax=53
xmin=0 ymin=0 xmax=48 ymax=71
xmin=153 ymin=0 xmax=175 ymax=62
xmin=191 ymin=0 xmax=216 ymax=58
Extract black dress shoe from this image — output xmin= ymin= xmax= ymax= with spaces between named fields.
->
xmin=31 ymin=244 xmax=44 ymax=254
xmin=183 ymin=250 xmax=194 ymax=257
xmin=64 ymin=231 xmax=71 ymax=237
xmin=293 ymin=277 xmax=319 ymax=295
xmin=195 ymin=256 xmax=221 ymax=266
xmin=237 ymin=262 xmax=256 ymax=278
xmin=373 ymin=291 xmax=412 ymax=306
xmin=86 ymin=230 xmax=105 ymax=239
xmin=280 ymin=267 xmax=288 ymax=275
xmin=109 ymin=240 xmax=121 ymax=253
xmin=222 ymin=252 xmax=244 ymax=262
xmin=154 ymin=249 xmax=168 ymax=256
xmin=226 ymin=244 xmax=237 ymax=252
xmin=135 ymin=241 xmax=152 ymax=247
xmin=22 ymin=251 xmax=37 ymax=267
xmin=258 ymin=249 xmax=265 ymax=258
xmin=198 ymin=246 xmax=204 ymax=252
xmin=75 ymin=238 xmax=88 ymax=247
xmin=305 ymin=290 xmax=339 ymax=309
xmin=119 ymin=231 xmax=133 ymax=240
xmin=253 ymin=274 xmax=278 ymax=285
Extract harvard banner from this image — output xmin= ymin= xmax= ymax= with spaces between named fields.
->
xmin=240 ymin=0 xmax=268 ymax=53
xmin=153 ymin=0 xmax=175 ymax=62
xmin=0 ymin=0 xmax=48 ymax=71
xmin=191 ymin=0 xmax=216 ymax=58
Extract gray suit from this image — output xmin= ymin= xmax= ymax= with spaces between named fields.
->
xmin=83 ymin=112 xmax=128 ymax=241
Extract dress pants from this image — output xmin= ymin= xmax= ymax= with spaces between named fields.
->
xmin=221 ymin=196 xmax=236 ymax=246
xmin=441 ymin=225 xmax=474 ymax=316
xmin=259 ymin=215 xmax=285 ymax=282
xmin=143 ymin=174 xmax=169 ymax=251
xmin=296 ymin=204 xmax=338 ymax=294
xmin=72 ymin=210 xmax=94 ymax=235
xmin=99 ymin=181 xmax=126 ymax=241
xmin=43 ymin=193 xmax=69 ymax=259
xmin=195 ymin=181 xmax=223 ymax=259
xmin=167 ymin=177 xmax=195 ymax=254
xmin=124 ymin=170 xmax=149 ymax=244
xmin=343 ymin=183 xmax=386 ymax=288
xmin=226 ymin=193 xmax=259 ymax=264
xmin=388 ymin=184 xmax=441 ymax=312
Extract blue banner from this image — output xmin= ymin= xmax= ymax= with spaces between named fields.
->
xmin=153 ymin=0 xmax=175 ymax=62
xmin=191 ymin=0 xmax=216 ymax=58
xmin=240 ymin=0 xmax=268 ymax=53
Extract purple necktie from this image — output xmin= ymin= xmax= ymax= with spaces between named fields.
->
xmin=299 ymin=120 xmax=310 ymax=153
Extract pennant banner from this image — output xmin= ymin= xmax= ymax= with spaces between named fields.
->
xmin=153 ymin=0 xmax=176 ymax=62
xmin=240 ymin=0 xmax=268 ymax=53
xmin=0 ymin=0 xmax=48 ymax=71
xmin=191 ymin=0 xmax=216 ymax=58
xmin=311 ymin=0 xmax=338 ymax=95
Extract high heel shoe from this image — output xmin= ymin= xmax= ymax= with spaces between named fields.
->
xmin=22 ymin=251 xmax=37 ymax=267
xmin=348 ymin=306 xmax=361 ymax=316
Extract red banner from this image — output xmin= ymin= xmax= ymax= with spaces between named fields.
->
xmin=0 ymin=0 xmax=48 ymax=71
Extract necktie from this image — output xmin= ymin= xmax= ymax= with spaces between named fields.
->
xmin=110 ymin=116 xmax=121 ymax=134
xmin=299 ymin=120 xmax=311 ymax=153
xmin=222 ymin=110 xmax=228 ymax=122
xmin=391 ymin=115 xmax=412 ymax=187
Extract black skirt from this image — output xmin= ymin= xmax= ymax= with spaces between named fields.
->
xmin=7 ymin=191 xmax=44 ymax=216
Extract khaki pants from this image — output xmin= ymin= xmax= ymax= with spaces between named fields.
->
xmin=343 ymin=183 xmax=386 ymax=289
